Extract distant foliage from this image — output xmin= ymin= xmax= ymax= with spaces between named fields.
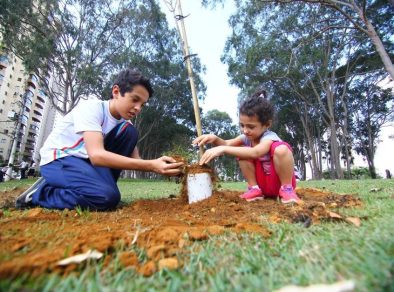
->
xmin=322 ymin=167 xmax=382 ymax=180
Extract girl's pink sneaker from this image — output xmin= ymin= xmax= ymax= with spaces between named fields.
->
xmin=279 ymin=185 xmax=301 ymax=204
xmin=240 ymin=187 xmax=264 ymax=202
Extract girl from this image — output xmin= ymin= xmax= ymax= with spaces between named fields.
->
xmin=193 ymin=90 xmax=300 ymax=203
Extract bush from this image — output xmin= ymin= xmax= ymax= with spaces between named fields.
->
xmin=322 ymin=167 xmax=382 ymax=179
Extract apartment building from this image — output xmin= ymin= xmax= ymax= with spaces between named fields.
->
xmin=0 ymin=52 xmax=56 ymax=166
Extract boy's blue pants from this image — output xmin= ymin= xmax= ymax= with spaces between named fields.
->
xmin=32 ymin=122 xmax=138 ymax=210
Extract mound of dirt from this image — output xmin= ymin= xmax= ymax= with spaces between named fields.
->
xmin=0 ymin=186 xmax=28 ymax=209
xmin=0 ymin=187 xmax=362 ymax=278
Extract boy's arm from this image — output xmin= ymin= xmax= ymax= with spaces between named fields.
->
xmin=83 ymin=131 xmax=183 ymax=175
xmin=199 ymin=139 xmax=273 ymax=165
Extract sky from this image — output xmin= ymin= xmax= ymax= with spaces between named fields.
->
xmin=160 ymin=1 xmax=240 ymax=123
xmin=159 ymin=1 xmax=394 ymax=178
xmin=371 ymin=124 xmax=394 ymax=177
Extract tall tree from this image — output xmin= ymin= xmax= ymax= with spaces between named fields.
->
xmin=202 ymin=0 xmax=394 ymax=79
xmin=220 ymin=3 xmax=358 ymax=178
xmin=202 ymin=110 xmax=240 ymax=180
xmin=106 ymin=0 xmax=207 ymax=177
xmin=2 ymin=0 xmax=189 ymax=114
xmin=350 ymin=76 xmax=394 ymax=178
xmin=2 ymin=0 xmax=207 ymax=179
xmin=273 ymin=87 xmax=324 ymax=179
xmin=201 ymin=1 xmax=393 ymax=179
xmin=202 ymin=109 xmax=235 ymax=136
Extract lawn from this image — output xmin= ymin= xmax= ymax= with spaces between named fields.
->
xmin=0 ymin=178 xmax=393 ymax=291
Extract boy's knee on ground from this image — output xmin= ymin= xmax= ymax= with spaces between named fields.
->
xmin=93 ymin=186 xmax=121 ymax=210
xmin=104 ymin=188 xmax=121 ymax=209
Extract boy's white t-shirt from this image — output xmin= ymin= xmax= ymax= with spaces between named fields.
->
xmin=40 ymin=99 xmax=124 ymax=166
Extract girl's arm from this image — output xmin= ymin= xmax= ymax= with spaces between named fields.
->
xmin=198 ymin=139 xmax=273 ymax=165
xmin=193 ymin=134 xmax=243 ymax=147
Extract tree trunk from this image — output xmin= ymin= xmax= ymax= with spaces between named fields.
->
xmin=343 ymin=140 xmax=352 ymax=178
xmin=298 ymin=104 xmax=322 ymax=179
xmin=299 ymin=148 xmax=306 ymax=180
xmin=355 ymin=6 xmax=394 ymax=80
xmin=329 ymin=119 xmax=343 ymax=179
xmin=326 ymin=85 xmax=343 ymax=179
xmin=317 ymin=126 xmax=323 ymax=177
xmin=366 ymin=148 xmax=377 ymax=179
xmin=367 ymin=121 xmax=377 ymax=179
xmin=325 ymin=68 xmax=343 ymax=179
xmin=300 ymin=113 xmax=320 ymax=179
xmin=341 ymin=116 xmax=352 ymax=179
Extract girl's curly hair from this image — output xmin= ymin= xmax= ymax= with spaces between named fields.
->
xmin=239 ymin=89 xmax=274 ymax=126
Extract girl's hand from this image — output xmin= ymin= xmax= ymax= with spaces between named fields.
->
xmin=199 ymin=146 xmax=225 ymax=165
xmin=192 ymin=134 xmax=218 ymax=146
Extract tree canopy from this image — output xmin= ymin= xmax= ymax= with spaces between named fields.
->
xmin=1 ymin=0 xmax=207 ymax=174
xmin=210 ymin=0 xmax=393 ymax=178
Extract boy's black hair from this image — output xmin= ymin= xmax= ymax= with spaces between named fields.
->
xmin=112 ymin=68 xmax=154 ymax=98
xmin=239 ymin=89 xmax=274 ymax=126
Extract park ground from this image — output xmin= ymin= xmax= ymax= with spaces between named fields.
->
xmin=0 ymin=178 xmax=393 ymax=291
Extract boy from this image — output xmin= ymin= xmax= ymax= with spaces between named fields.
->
xmin=16 ymin=68 xmax=184 ymax=210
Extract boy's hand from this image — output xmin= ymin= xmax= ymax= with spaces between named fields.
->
xmin=152 ymin=156 xmax=184 ymax=176
xmin=192 ymin=134 xmax=218 ymax=146
xmin=199 ymin=146 xmax=225 ymax=165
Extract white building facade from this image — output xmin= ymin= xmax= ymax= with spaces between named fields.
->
xmin=0 ymin=52 xmax=56 ymax=167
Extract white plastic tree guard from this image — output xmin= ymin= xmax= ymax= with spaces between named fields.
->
xmin=187 ymin=172 xmax=213 ymax=204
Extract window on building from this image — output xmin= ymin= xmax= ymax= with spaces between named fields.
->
xmin=17 ymin=77 xmax=22 ymax=82
xmin=2 ymin=100 xmax=4 ymax=104
xmin=4 ymin=129 xmax=8 ymax=134
xmin=0 ymin=109 xmax=2 ymax=113
xmin=4 ymin=91 xmax=7 ymax=95
xmin=0 ymin=138 xmax=6 ymax=143
xmin=0 ymin=149 xmax=3 ymax=154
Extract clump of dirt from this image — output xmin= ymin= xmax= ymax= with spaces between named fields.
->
xmin=170 ymin=155 xmax=188 ymax=164
xmin=0 ymin=186 xmax=362 ymax=279
xmin=0 ymin=186 xmax=28 ymax=209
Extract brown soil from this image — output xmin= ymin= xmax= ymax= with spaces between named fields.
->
xmin=171 ymin=155 xmax=187 ymax=164
xmin=0 ymin=186 xmax=362 ymax=278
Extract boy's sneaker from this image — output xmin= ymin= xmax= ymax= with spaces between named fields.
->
xmin=15 ymin=177 xmax=45 ymax=209
xmin=240 ymin=187 xmax=264 ymax=202
xmin=279 ymin=184 xmax=301 ymax=204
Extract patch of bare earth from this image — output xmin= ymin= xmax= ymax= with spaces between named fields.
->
xmin=0 ymin=187 xmax=362 ymax=278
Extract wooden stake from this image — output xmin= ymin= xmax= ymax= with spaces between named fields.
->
xmin=176 ymin=0 xmax=204 ymax=158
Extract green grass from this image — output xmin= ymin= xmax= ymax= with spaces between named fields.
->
xmin=118 ymin=179 xmax=182 ymax=201
xmin=0 ymin=178 xmax=39 ymax=191
xmin=1 ymin=178 xmax=394 ymax=291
